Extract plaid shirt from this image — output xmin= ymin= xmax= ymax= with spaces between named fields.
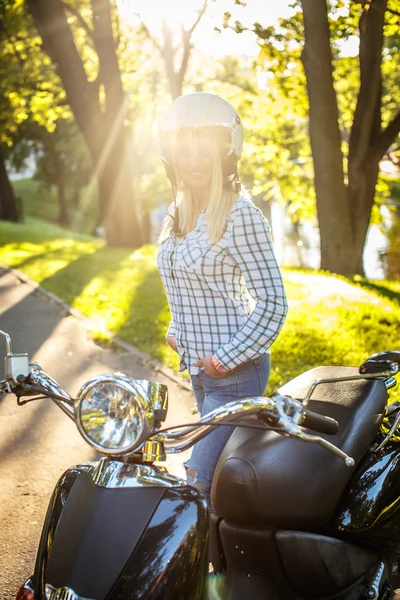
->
xmin=157 ymin=195 xmax=288 ymax=375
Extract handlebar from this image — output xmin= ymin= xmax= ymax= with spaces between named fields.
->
xmin=1 ymin=366 xmax=354 ymax=466
xmin=154 ymin=394 xmax=354 ymax=467
xmin=0 ymin=323 xmax=369 ymax=467
xmin=302 ymin=409 xmax=339 ymax=435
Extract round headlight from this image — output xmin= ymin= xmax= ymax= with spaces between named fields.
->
xmin=75 ymin=375 xmax=153 ymax=454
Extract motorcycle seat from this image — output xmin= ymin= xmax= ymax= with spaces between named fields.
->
xmin=211 ymin=366 xmax=387 ymax=528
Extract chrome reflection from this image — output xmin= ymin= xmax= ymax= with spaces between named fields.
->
xmin=91 ymin=457 xmax=187 ymax=488
xmin=76 ymin=375 xmax=149 ymax=454
xmin=161 ymin=396 xmax=278 ymax=452
xmin=75 ymin=375 xmax=168 ymax=455
xmin=30 ymin=363 xmax=75 ymax=420
xmin=45 ymin=583 xmax=94 ymax=600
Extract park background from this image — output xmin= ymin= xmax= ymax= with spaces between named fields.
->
xmin=0 ymin=0 xmax=399 ymax=394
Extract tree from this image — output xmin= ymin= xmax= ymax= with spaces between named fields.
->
xmin=34 ymin=122 xmax=92 ymax=227
xmin=0 ymin=0 xmax=70 ymax=223
xmin=301 ymin=0 xmax=400 ymax=275
xmin=135 ymin=0 xmax=210 ymax=99
xmin=224 ymin=0 xmax=400 ymax=275
xmin=25 ymin=0 xmax=142 ymax=247
xmin=0 ymin=146 xmax=20 ymax=221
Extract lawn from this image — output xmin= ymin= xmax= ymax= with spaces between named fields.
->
xmin=0 ymin=217 xmax=399 ymax=401
xmin=12 ymin=178 xmax=97 ymax=234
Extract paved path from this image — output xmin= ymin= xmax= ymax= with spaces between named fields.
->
xmin=0 ymin=267 xmax=196 ymax=599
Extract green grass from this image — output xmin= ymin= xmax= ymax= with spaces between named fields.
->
xmin=0 ymin=218 xmax=399 ymax=401
xmin=12 ymin=178 xmax=97 ymax=234
xmin=12 ymin=178 xmax=59 ymax=222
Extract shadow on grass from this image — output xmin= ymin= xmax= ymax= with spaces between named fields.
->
xmin=0 ymin=245 xmax=89 ymax=273
xmin=37 ymin=246 xmax=131 ymax=306
xmin=350 ymin=278 xmax=400 ymax=307
xmin=116 ymin=262 xmax=169 ymax=360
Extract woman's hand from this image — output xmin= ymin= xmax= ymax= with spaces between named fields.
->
xmin=166 ymin=335 xmax=178 ymax=353
xmin=194 ymin=356 xmax=229 ymax=377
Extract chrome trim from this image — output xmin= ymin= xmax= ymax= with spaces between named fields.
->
xmin=365 ymin=561 xmax=385 ymax=600
xmin=274 ymin=395 xmax=355 ymax=467
xmin=302 ymin=371 xmax=393 ymax=408
xmin=385 ymin=377 xmax=398 ymax=390
xmin=157 ymin=395 xmax=354 ymax=466
xmin=91 ymin=457 xmax=186 ymax=488
xmin=145 ymin=379 xmax=168 ymax=415
xmin=0 ymin=329 xmax=12 ymax=354
xmin=45 ymin=583 xmax=95 ymax=600
xmin=142 ymin=439 xmax=166 ymax=462
xmin=161 ymin=396 xmax=278 ymax=452
xmin=30 ymin=363 xmax=75 ymax=421
xmin=0 ymin=329 xmax=30 ymax=384
xmin=376 ymin=409 xmax=400 ymax=452
xmin=75 ymin=375 xmax=163 ymax=455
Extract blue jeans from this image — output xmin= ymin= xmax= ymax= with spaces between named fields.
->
xmin=185 ymin=354 xmax=270 ymax=508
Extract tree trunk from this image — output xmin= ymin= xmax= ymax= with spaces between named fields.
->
xmin=346 ymin=0 xmax=386 ymax=276
xmin=26 ymin=0 xmax=142 ymax=247
xmin=99 ymin=125 xmax=142 ymax=246
xmin=141 ymin=209 xmax=151 ymax=245
xmin=57 ymin=174 xmax=69 ymax=226
xmin=158 ymin=8 xmax=207 ymax=101
xmin=0 ymin=147 xmax=20 ymax=222
xmin=300 ymin=0 xmax=354 ymax=275
xmin=347 ymin=158 xmax=380 ymax=275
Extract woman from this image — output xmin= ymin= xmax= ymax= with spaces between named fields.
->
xmin=156 ymin=92 xmax=288 ymax=507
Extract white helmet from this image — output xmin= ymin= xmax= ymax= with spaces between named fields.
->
xmin=158 ymin=92 xmax=244 ymax=164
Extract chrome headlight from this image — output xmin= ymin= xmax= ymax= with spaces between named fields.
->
xmin=75 ymin=374 xmax=166 ymax=455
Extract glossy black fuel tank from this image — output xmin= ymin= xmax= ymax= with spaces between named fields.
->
xmin=32 ymin=459 xmax=209 ymax=599
xmin=332 ymin=441 xmax=400 ymax=552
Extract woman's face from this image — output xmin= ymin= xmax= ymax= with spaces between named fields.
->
xmin=175 ymin=130 xmax=214 ymax=190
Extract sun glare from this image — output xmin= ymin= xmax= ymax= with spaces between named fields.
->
xmin=116 ymin=0 xmax=296 ymax=58
xmin=116 ymin=0 xmax=202 ymax=34
xmin=115 ymin=1 xmax=360 ymax=61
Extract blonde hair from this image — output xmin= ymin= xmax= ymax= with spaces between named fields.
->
xmin=158 ymin=128 xmax=240 ymax=244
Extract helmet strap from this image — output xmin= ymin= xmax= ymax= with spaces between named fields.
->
xmin=234 ymin=168 xmax=242 ymax=193
xmin=223 ymin=168 xmax=241 ymax=193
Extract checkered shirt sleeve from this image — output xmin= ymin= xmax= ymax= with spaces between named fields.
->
xmin=215 ymin=204 xmax=288 ymax=370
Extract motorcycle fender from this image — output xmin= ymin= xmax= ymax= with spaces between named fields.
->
xmin=30 ymin=462 xmax=208 ymax=600
xmin=333 ymin=444 xmax=400 ymax=551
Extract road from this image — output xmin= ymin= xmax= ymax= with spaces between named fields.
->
xmin=0 ymin=267 xmax=195 ymax=599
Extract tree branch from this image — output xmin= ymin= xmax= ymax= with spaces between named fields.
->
xmin=187 ymin=0 xmax=208 ymax=35
xmin=26 ymin=0 xmax=99 ymax=148
xmin=176 ymin=0 xmax=208 ymax=87
xmin=135 ymin=14 xmax=162 ymax=53
xmin=60 ymin=1 xmax=94 ymax=37
xmin=348 ymin=0 xmax=386 ymax=168
xmin=178 ymin=28 xmax=192 ymax=83
xmin=373 ymin=109 xmax=400 ymax=162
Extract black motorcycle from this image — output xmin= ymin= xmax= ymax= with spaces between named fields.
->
xmin=2 ymin=328 xmax=399 ymax=600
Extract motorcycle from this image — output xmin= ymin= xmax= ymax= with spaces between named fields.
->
xmin=2 ymin=327 xmax=399 ymax=600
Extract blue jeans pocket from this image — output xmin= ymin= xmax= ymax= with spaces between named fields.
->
xmin=253 ymin=353 xmax=269 ymax=366
xmin=203 ymin=369 xmax=234 ymax=381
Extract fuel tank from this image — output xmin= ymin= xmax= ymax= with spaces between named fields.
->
xmin=332 ymin=439 xmax=400 ymax=553
xmin=31 ymin=458 xmax=209 ymax=600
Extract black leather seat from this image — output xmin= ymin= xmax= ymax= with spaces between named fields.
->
xmin=211 ymin=366 xmax=387 ymax=528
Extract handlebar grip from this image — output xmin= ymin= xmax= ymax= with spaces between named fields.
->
xmin=302 ymin=410 xmax=339 ymax=435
